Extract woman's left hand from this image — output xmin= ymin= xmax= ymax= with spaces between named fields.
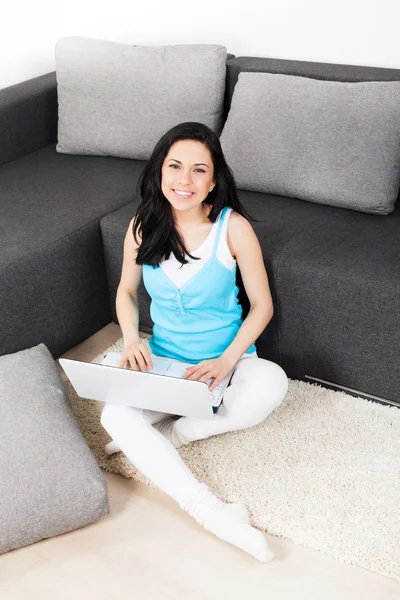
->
xmin=182 ymin=355 xmax=237 ymax=391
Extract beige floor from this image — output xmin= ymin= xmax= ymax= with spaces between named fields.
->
xmin=0 ymin=323 xmax=399 ymax=600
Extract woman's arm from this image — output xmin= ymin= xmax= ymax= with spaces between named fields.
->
xmin=116 ymin=217 xmax=143 ymax=346
xmin=116 ymin=289 xmax=141 ymax=345
xmin=221 ymin=212 xmax=274 ymax=364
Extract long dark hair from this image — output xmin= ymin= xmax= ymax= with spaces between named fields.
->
xmin=133 ymin=121 xmax=258 ymax=267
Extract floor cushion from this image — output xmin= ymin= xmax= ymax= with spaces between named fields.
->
xmin=0 ymin=343 xmax=109 ymax=554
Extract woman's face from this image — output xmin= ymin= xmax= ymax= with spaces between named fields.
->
xmin=161 ymin=140 xmax=216 ymax=216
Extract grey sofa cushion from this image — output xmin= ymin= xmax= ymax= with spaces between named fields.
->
xmin=276 ymin=199 xmax=400 ymax=404
xmin=220 ymin=72 xmax=400 ymax=214
xmin=56 ymin=37 xmax=227 ymax=159
xmin=0 ymin=343 xmax=109 ymax=554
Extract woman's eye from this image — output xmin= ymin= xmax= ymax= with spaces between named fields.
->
xmin=169 ymin=165 xmax=205 ymax=173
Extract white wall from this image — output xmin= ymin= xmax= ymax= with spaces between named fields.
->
xmin=1 ymin=0 xmax=400 ymax=89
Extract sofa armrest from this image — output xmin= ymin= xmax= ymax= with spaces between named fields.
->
xmin=0 ymin=72 xmax=58 ymax=167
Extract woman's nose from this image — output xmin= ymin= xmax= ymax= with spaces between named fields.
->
xmin=178 ymin=171 xmax=193 ymax=185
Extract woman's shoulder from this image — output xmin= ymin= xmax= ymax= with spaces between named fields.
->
xmin=226 ymin=210 xmax=255 ymax=253
xmin=226 ymin=209 xmax=249 ymax=229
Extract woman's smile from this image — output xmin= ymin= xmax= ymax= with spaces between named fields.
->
xmin=173 ymin=189 xmax=195 ymax=199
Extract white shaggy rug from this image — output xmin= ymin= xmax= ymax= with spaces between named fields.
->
xmin=64 ymin=336 xmax=400 ymax=582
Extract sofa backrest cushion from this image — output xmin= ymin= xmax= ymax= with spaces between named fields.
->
xmin=220 ymin=71 xmax=400 ymax=214
xmin=55 ymin=37 xmax=227 ymax=160
xmin=224 ymin=56 xmax=400 ymax=113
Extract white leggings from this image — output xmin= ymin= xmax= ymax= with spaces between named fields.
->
xmin=100 ymin=353 xmax=289 ymax=508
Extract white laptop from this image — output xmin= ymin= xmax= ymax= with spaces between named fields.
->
xmin=59 ymin=351 xmax=234 ymax=420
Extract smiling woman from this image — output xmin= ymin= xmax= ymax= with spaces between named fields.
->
xmin=132 ymin=121 xmax=257 ymax=267
xmin=100 ymin=121 xmax=288 ymax=563
xmin=163 ymin=151 xmax=214 ymax=225
xmin=163 ymin=150 xmax=213 ymax=209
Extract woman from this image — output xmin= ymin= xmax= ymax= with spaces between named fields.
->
xmin=100 ymin=122 xmax=289 ymax=563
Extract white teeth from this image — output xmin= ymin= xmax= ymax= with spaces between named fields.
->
xmin=174 ymin=189 xmax=193 ymax=196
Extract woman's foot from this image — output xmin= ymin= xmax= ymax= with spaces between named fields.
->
xmin=180 ymin=483 xmax=273 ymax=562
xmin=104 ymin=438 xmax=256 ymax=536
xmin=228 ymin=503 xmax=251 ymax=524
xmin=105 ymin=440 xmax=121 ymax=455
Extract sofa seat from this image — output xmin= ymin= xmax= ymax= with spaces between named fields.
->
xmin=100 ymin=192 xmax=400 ymax=403
xmin=277 ymin=199 xmax=400 ymax=404
xmin=0 ymin=143 xmax=146 ymax=358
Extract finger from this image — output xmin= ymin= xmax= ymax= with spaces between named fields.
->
xmin=146 ymin=353 xmax=153 ymax=370
xmin=128 ymin=356 xmax=139 ymax=371
xmin=183 ymin=366 xmax=195 ymax=379
xmin=183 ymin=369 xmax=195 ymax=380
xmin=183 ymin=371 xmax=196 ymax=380
xmin=185 ymin=368 xmax=200 ymax=380
xmin=185 ymin=361 xmax=205 ymax=374
xmin=199 ymin=372 xmax=215 ymax=383
xmin=135 ymin=351 xmax=148 ymax=372
xmin=209 ymin=378 xmax=221 ymax=391
xmin=188 ymin=368 xmax=208 ymax=381
xmin=137 ymin=345 xmax=152 ymax=370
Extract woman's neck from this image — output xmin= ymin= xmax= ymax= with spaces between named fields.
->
xmin=173 ymin=203 xmax=212 ymax=229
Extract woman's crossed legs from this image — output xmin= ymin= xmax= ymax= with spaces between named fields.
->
xmin=100 ymin=355 xmax=288 ymax=561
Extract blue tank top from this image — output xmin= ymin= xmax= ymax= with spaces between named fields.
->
xmin=142 ymin=206 xmax=257 ymax=363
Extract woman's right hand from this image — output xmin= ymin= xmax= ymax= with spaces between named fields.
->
xmin=119 ymin=339 xmax=153 ymax=372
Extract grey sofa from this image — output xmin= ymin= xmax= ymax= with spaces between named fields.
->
xmin=1 ymin=54 xmax=399 ymax=407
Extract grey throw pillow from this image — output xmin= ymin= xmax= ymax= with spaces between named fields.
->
xmin=220 ymin=72 xmax=400 ymax=214
xmin=56 ymin=37 xmax=227 ymax=159
xmin=0 ymin=343 xmax=109 ymax=554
